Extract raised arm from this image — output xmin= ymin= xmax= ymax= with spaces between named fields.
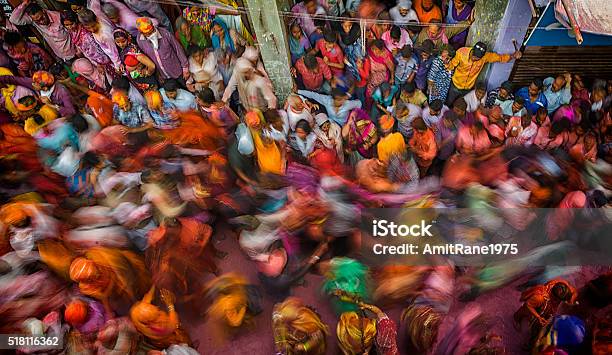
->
xmin=9 ymin=0 xmax=33 ymax=26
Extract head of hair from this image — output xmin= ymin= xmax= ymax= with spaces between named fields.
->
xmin=532 ymin=78 xmax=543 ymax=89
xmin=188 ymin=44 xmax=204 ymax=56
xmin=101 ymin=3 xmax=118 ymax=17
xmin=162 ymin=79 xmax=180 ymax=92
xmin=515 ymin=96 xmax=525 ymax=105
xmin=390 ymin=25 xmax=401 ymax=40
xmin=475 ymin=82 xmax=486 ymax=91
xmin=372 ymin=39 xmax=385 ymax=50
xmin=313 ymin=18 xmax=327 ymax=30
xmin=81 ymin=151 xmax=100 ymax=169
xmin=49 ymin=62 xmax=66 ymax=77
xmin=453 ymin=97 xmax=467 ymax=111
xmin=430 ymin=99 xmax=443 ymax=111
xmin=295 ymin=119 xmax=312 ymax=134
xmin=3 ymin=32 xmax=23 ymax=47
xmin=473 ymin=120 xmax=484 ymax=131
xmin=412 ymin=117 xmax=427 ymax=131
xmin=331 ymin=87 xmax=346 ymax=99
xmin=403 ymin=82 xmax=416 ymax=94
xmin=551 ymin=119 xmax=569 ymax=134
xmin=304 ymin=54 xmax=318 ymax=70
xmin=400 ymin=45 xmax=413 ymax=58
xmin=26 ymin=3 xmax=43 ymax=16
xmin=501 ymin=80 xmax=513 ymax=92
xmin=68 ymin=114 xmax=89 ymax=133
xmin=32 ymin=114 xmax=45 ymax=126
xmin=77 ymin=9 xmax=97 ymax=25
xmin=323 ymin=29 xmax=336 ymax=43
xmin=196 ymin=87 xmax=216 ymax=104
xmin=263 ymin=108 xmax=281 ymax=125
xmin=60 ymin=10 xmax=78 ymax=24
xmin=111 ymin=76 xmax=130 ymax=91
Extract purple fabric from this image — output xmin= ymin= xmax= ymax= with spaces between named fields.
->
xmin=136 ymin=27 xmax=189 ymax=80
xmin=284 ymin=163 xmax=320 ymax=194
xmin=77 ymin=300 xmax=108 ymax=334
xmin=51 ymin=84 xmax=77 ymax=117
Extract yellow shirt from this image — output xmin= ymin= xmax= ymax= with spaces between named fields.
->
xmin=401 ymin=89 xmax=428 ymax=107
xmin=252 ymin=129 xmax=284 ymax=175
xmin=23 ymin=105 xmax=59 ymax=136
xmin=448 ymin=47 xmax=511 ymax=90
xmin=377 ymin=132 xmax=406 ymax=163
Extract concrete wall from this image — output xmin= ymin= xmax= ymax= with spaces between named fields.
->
xmin=243 ymin=0 xmax=294 ymax=103
xmin=467 ymin=0 xmax=533 ymax=90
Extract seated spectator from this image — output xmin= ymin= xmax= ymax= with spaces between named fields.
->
xmin=413 ymin=0 xmax=443 ymax=23
xmin=371 ymin=82 xmax=398 ymax=119
xmin=499 ymin=96 xmax=527 ymax=118
xmin=293 ymin=54 xmax=332 ymax=92
xmin=400 ymin=82 xmax=428 ymax=108
xmin=381 ymin=25 xmax=412 ymax=56
xmin=298 ymin=87 xmax=362 ymax=126
xmin=160 ymin=79 xmax=197 ymax=112
xmin=543 ymin=73 xmax=572 ymax=114
xmin=394 ymin=46 xmax=417 ymax=86
xmin=314 ymin=29 xmax=345 ymax=77
xmin=187 ymin=45 xmax=224 ymax=99
xmin=4 ymin=32 xmax=53 ymax=77
xmin=415 ymin=20 xmax=470 ymax=53
xmin=445 ymin=0 xmax=473 ymax=48
xmin=422 ymin=99 xmax=448 ymax=129
xmin=515 ymin=78 xmax=548 ymax=115
xmin=456 ymin=120 xmax=491 ymax=155
xmin=292 ymin=0 xmax=327 ymax=38
xmin=464 ymin=82 xmax=487 ymax=113
xmin=390 ymin=0 xmax=419 ymax=26
xmin=505 ymin=114 xmax=538 ymax=146
xmin=289 ymin=22 xmax=311 ymax=64
xmin=485 ymin=80 xmax=514 ymax=108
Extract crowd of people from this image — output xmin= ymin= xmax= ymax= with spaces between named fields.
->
xmin=0 ymin=0 xmax=611 ymax=353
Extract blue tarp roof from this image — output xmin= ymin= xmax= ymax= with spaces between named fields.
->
xmin=525 ymin=3 xmax=612 ymax=47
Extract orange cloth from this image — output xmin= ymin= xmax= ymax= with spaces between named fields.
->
xmin=161 ymin=111 xmax=225 ymax=149
xmin=87 ymin=91 xmax=114 ymax=127
xmin=409 ymin=129 xmax=437 ymax=164
xmin=413 ymin=0 xmax=443 ymax=23
xmin=377 ymin=132 xmax=406 ymax=163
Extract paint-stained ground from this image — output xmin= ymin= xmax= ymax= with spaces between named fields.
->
xmin=184 ymin=227 xmax=610 ymax=354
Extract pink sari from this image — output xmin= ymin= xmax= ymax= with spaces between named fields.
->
xmin=366 ymin=48 xmax=393 ymax=96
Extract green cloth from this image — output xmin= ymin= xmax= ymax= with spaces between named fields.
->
xmin=177 ymin=26 xmax=209 ymax=50
xmin=322 ymin=257 xmax=370 ymax=314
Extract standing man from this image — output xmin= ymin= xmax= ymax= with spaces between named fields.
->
xmin=136 ymin=18 xmax=190 ymax=86
xmin=446 ymin=41 xmax=521 ymax=106
xmin=10 ymin=0 xmax=76 ymax=62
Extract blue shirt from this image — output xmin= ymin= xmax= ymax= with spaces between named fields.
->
xmin=415 ymin=55 xmax=434 ymax=91
xmin=515 ymin=87 xmax=548 ymax=115
xmin=394 ymin=54 xmax=418 ymax=84
xmin=297 ymin=90 xmax=362 ymax=126
xmin=543 ymin=77 xmax=571 ymax=114
xmin=160 ymin=88 xmax=197 ymax=112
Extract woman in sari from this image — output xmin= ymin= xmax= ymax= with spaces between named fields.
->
xmin=366 ymin=40 xmax=395 ymax=110
xmin=113 ymin=28 xmax=158 ymax=93
xmin=339 ymin=14 xmax=365 ymax=83
xmin=272 ymin=297 xmax=329 ymax=355
xmin=61 ymin=11 xmax=113 ymax=73
xmin=288 ymin=119 xmax=317 ymax=163
xmin=336 ymin=311 xmax=377 ymax=354
xmin=72 ymin=58 xmax=111 ymax=93
xmin=246 ymin=110 xmax=285 ymax=175
xmin=408 ymin=117 xmax=437 ymax=176
xmin=130 ymin=286 xmax=191 ymax=350
xmin=342 ymin=108 xmax=379 ymax=166
xmin=210 ymin=18 xmax=246 ymax=55
xmin=445 ymin=0 xmax=473 ymax=49
xmin=175 ymin=16 xmax=209 ymax=51
xmin=289 ymin=22 xmax=311 ymax=64
xmin=313 ymin=113 xmax=344 ymax=163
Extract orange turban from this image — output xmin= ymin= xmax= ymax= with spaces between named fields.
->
xmin=379 ymin=115 xmax=395 ymax=131
xmin=0 ymin=202 xmax=30 ymax=226
xmin=136 ymin=17 xmax=154 ymax=34
xmin=69 ymin=257 xmax=98 ymax=282
xmin=111 ymin=91 xmax=129 ymax=108
xmin=32 ymin=71 xmax=55 ymax=87
xmin=245 ymin=110 xmax=263 ymax=128
xmin=64 ymin=300 xmax=88 ymax=326
xmin=145 ymin=90 xmax=163 ymax=110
